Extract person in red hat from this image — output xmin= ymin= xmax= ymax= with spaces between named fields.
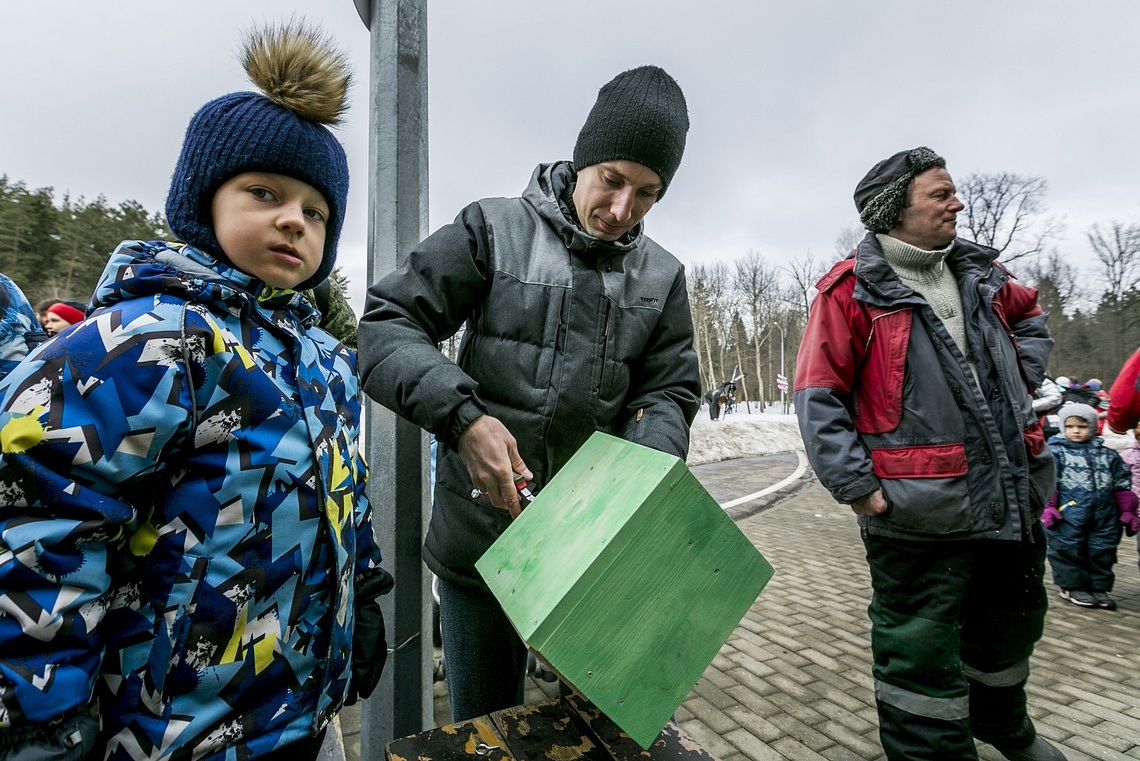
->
xmin=42 ymin=301 xmax=86 ymax=335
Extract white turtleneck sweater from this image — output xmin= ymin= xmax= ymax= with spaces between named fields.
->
xmin=877 ymin=234 xmax=979 ymax=383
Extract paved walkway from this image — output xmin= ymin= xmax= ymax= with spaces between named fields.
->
xmin=341 ymin=455 xmax=1140 ymax=760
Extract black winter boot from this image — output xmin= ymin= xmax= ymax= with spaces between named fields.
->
xmin=998 ymin=736 xmax=1067 ymax=760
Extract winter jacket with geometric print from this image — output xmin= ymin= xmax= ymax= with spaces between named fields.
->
xmin=0 ymin=242 xmax=380 ymax=761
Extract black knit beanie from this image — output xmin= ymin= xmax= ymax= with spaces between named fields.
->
xmin=854 ymin=147 xmax=945 ymax=232
xmin=573 ymin=66 xmax=689 ymax=198
xmin=165 ymin=21 xmax=351 ymax=291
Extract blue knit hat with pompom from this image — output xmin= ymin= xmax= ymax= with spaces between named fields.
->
xmin=165 ymin=21 xmax=351 ymax=291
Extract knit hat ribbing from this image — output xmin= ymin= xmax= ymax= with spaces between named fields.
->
xmin=165 ymin=21 xmax=351 ymax=291
xmin=1058 ymin=402 xmax=1099 ymax=430
xmin=573 ymin=66 xmax=689 ymax=198
xmin=47 ymin=302 xmax=85 ymax=326
xmin=854 ymin=147 xmax=945 ymax=233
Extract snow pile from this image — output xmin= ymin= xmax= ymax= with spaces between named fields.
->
xmin=688 ymin=406 xmax=804 ymax=466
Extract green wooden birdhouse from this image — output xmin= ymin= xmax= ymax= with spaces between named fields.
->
xmin=476 ymin=431 xmax=774 ymax=748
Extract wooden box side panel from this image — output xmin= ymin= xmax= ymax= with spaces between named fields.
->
xmin=535 ymin=477 xmax=774 ymax=747
xmin=477 ymin=433 xmax=681 ymax=645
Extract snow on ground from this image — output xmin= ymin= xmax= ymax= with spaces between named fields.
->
xmin=686 ymin=404 xmax=1140 ymax=464
xmin=687 ymin=404 xmax=804 ymax=466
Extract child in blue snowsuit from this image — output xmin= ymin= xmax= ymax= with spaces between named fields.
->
xmin=1042 ymin=403 xmax=1138 ymax=610
xmin=0 ymin=22 xmax=388 ymax=761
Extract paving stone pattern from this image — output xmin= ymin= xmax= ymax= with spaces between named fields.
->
xmin=341 ymin=457 xmax=1140 ymax=760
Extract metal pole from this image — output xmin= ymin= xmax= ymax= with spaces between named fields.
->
xmin=356 ymin=0 xmax=433 ymax=752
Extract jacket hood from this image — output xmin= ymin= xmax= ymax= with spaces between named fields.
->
xmin=91 ymin=240 xmax=317 ymax=325
xmin=522 ymin=162 xmax=642 ymax=256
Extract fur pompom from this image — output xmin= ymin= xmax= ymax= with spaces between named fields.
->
xmin=242 ymin=20 xmax=351 ymax=126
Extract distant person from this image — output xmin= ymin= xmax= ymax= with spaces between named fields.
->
xmin=795 ymin=147 xmax=1063 ymax=759
xmin=1107 ymin=349 xmax=1140 ymax=435
xmin=705 ymin=380 xmax=730 ymax=421
xmin=1032 ymin=376 xmax=1064 ymax=438
xmin=34 ymin=297 xmax=59 ymax=327
xmin=41 ymin=300 xmax=86 ymax=335
xmin=1041 ymin=403 xmax=1135 ymax=610
xmin=0 ymin=273 xmax=47 ymax=381
xmin=1056 ymin=376 xmax=1100 ymax=408
xmin=358 ymin=65 xmax=701 ymax=721
xmin=1116 ymin=421 xmax=1140 ymax=575
xmin=0 ymin=22 xmax=386 ymax=761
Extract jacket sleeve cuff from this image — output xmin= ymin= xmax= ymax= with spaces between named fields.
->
xmin=445 ymin=399 xmax=487 ymax=447
xmin=835 ymin=473 xmax=881 ymax=505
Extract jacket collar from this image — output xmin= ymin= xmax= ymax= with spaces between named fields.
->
xmin=91 ymin=241 xmax=316 ymax=325
xmin=852 ymin=231 xmax=1000 ymax=308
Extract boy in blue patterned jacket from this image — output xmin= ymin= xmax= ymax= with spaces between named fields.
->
xmin=0 ymin=22 xmax=387 ymax=761
xmin=1042 ymin=402 xmax=1138 ymax=610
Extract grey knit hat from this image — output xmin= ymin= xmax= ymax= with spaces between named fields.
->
xmin=1057 ymin=402 xmax=1099 ymax=430
xmin=854 ymin=147 xmax=945 ymax=232
xmin=573 ymin=65 xmax=689 ymax=198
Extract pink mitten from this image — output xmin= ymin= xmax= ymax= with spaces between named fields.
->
xmin=1041 ymin=491 xmax=1062 ymax=529
xmin=1115 ymin=490 xmax=1140 ymax=536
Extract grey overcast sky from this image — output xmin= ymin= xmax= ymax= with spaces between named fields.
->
xmin=2 ymin=1 xmax=1137 ymax=310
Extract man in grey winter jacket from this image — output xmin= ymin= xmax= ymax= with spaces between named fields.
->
xmin=358 ymin=65 xmax=701 ymax=722
xmin=794 ymin=148 xmax=1063 ymax=761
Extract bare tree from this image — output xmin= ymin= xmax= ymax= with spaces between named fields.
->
xmin=834 ymin=225 xmax=863 ymax=259
xmin=1088 ymin=221 xmax=1140 ymax=304
xmin=1021 ymin=249 xmax=1082 ymax=317
xmin=686 ymin=264 xmax=717 ymax=391
xmin=1088 ymin=221 xmax=1140 ymax=368
xmin=786 ymin=251 xmax=827 ymax=317
xmin=733 ymin=251 xmax=780 ymax=404
xmin=956 ymin=172 xmax=1064 ymax=263
xmin=706 ymin=261 xmax=733 ymax=386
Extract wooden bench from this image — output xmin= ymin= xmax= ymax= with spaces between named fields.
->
xmin=385 ymin=694 xmax=719 ymax=761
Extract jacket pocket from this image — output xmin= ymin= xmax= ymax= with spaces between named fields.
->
xmin=870 ymin=443 xmax=968 ymax=479
xmin=145 ymin=556 xmax=211 ymax=706
xmin=852 ymin=310 xmax=911 ymax=435
xmin=1022 ymin=420 xmax=1045 ymax=456
xmin=145 ymin=555 xmax=244 ymax=709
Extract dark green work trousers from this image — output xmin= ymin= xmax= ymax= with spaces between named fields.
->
xmin=863 ymin=526 xmax=1049 ymax=760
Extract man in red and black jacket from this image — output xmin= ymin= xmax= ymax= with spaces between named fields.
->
xmin=794 ymin=148 xmax=1062 ymax=761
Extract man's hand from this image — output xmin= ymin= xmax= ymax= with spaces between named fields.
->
xmin=458 ymin=414 xmax=532 ymax=518
xmin=850 ymin=489 xmax=889 ymax=516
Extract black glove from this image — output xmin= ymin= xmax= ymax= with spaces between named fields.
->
xmin=346 ymin=567 xmax=394 ymax=705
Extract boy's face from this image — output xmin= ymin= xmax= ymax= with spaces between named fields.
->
xmin=1064 ymin=416 xmax=1092 ymax=443
xmin=211 ymin=172 xmax=328 ymax=290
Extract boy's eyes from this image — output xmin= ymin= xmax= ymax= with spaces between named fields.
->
xmin=248 ymin=185 xmax=326 ymax=221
